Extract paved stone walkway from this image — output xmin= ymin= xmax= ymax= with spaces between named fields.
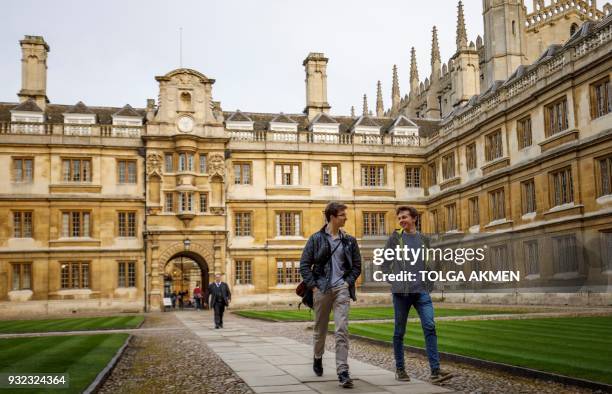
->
xmin=176 ymin=311 xmax=453 ymax=394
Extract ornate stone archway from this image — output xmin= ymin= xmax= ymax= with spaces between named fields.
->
xmin=149 ymin=241 xmax=216 ymax=311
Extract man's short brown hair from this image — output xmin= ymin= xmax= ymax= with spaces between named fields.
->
xmin=396 ymin=206 xmax=419 ymax=219
xmin=325 ymin=201 xmax=348 ymax=222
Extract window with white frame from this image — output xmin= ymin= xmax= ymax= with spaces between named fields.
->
xmin=165 ymin=193 xmax=174 ymax=212
xmin=276 ymin=260 xmax=300 ymax=284
xmin=178 ymin=192 xmax=194 ymax=213
xmin=275 ymin=163 xmax=300 ymax=185
xmin=62 ymin=211 xmax=91 ymax=237
xmin=276 ymin=212 xmax=301 ymax=236
xmin=322 ymin=164 xmax=339 ymax=186
xmin=235 ymin=260 xmax=252 ymax=285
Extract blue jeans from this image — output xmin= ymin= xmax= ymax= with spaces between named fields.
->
xmin=392 ymin=293 xmax=439 ymax=371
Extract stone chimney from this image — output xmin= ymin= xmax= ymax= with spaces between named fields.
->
xmin=18 ymin=35 xmax=50 ymax=110
xmin=303 ymin=52 xmax=331 ymax=120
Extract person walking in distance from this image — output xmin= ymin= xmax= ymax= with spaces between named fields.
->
xmin=382 ymin=206 xmax=453 ymax=383
xmin=300 ymin=202 xmax=362 ymax=388
xmin=193 ymin=283 xmax=202 ymax=310
xmin=207 ymin=273 xmax=231 ymax=329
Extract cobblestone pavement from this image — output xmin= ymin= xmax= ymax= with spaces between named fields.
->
xmin=98 ymin=312 xmax=253 ymax=394
xmin=235 ymin=311 xmax=602 ymax=394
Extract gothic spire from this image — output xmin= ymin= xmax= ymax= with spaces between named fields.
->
xmin=350 ymin=105 xmax=355 ymax=117
xmin=391 ymin=65 xmax=400 ymax=113
xmin=456 ymin=1 xmax=468 ymax=50
xmin=431 ymin=26 xmax=441 ymax=66
xmin=376 ymin=81 xmax=384 ymax=117
xmin=362 ymin=94 xmax=368 ymax=116
xmin=410 ymin=47 xmax=419 ymax=85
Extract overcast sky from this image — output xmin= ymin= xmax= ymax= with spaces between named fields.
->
xmin=2 ymin=0 xmax=497 ymax=115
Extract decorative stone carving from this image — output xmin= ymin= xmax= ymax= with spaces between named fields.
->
xmin=208 ymin=153 xmax=225 ymax=179
xmin=209 ymin=207 xmax=225 ymax=215
xmin=146 ymin=151 xmax=162 ymax=177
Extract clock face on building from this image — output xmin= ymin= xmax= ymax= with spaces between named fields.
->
xmin=177 ymin=116 xmax=194 ymax=133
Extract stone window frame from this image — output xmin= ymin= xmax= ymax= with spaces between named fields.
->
xmin=589 ymin=76 xmax=610 ymax=119
xmin=445 ymin=203 xmax=457 ymax=231
xmin=468 ymin=197 xmax=479 ymax=227
xmin=12 ymin=210 xmax=33 ymax=238
xmin=523 ymin=240 xmax=540 ymax=276
xmin=521 ymin=178 xmax=537 ymax=214
xmin=164 ymin=153 xmax=175 ymax=173
xmin=321 ymin=163 xmax=341 ymax=186
xmin=276 ymin=259 xmax=300 ymax=285
xmin=595 ymin=154 xmax=612 ymax=197
xmin=517 ymin=116 xmax=532 ymax=150
xmin=234 ymin=259 xmax=253 ymax=285
xmin=275 ymin=162 xmax=301 ymax=186
xmin=275 ymin=211 xmax=301 ymax=237
xmin=430 ymin=209 xmax=439 ymax=234
xmin=116 ymin=159 xmax=137 ymax=184
xmin=544 ymin=96 xmax=569 ymax=137
xmin=233 ymin=161 xmax=252 ymax=185
xmin=549 ymin=166 xmax=574 ymax=207
xmin=427 ymin=161 xmax=438 ymax=186
xmin=199 ymin=192 xmax=208 ymax=213
xmin=490 ymin=244 xmax=510 ymax=271
xmin=551 ymin=234 xmax=578 ymax=274
xmin=465 ymin=143 xmax=477 ymax=171
xmin=12 ymin=156 xmax=34 ymax=183
xmin=11 ymin=262 xmax=32 ymax=291
xmin=61 ymin=210 xmax=91 ymax=238
xmin=199 ymin=153 xmax=207 ymax=174
xmin=405 ymin=166 xmax=421 ymax=188
xmin=60 ymin=261 xmax=90 ymax=289
xmin=61 ymin=157 xmax=92 ymax=183
xmin=362 ymin=211 xmax=386 ymax=237
xmin=361 ymin=164 xmax=386 ymax=187
xmin=118 ymin=261 xmax=136 ymax=288
xmin=488 ymin=187 xmax=506 ymax=221
xmin=164 ymin=192 xmax=175 ymax=212
xmin=441 ymin=152 xmax=456 ymax=180
xmin=117 ymin=211 xmax=137 ymax=238
xmin=484 ymin=129 xmax=503 ymax=162
xmin=234 ymin=211 xmax=253 ymax=237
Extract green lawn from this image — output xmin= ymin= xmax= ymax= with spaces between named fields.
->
xmin=0 ymin=316 xmax=144 ymax=334
xmin=345 ymin=317 xmax=612 ymax=384
xmin=234 ymin=306 xmax=526 ymax=322
xmin=0 ymin=334 xmax=129 ymax=394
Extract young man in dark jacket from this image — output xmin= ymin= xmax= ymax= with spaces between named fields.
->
xmin=382 ymin=206 xmax=452 ymax=383
xmin=300 ymin=202 xmax=361 ymax=388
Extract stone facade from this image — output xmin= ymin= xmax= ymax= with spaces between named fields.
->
xmin=1 ymin=0 xmax=611 ymax=314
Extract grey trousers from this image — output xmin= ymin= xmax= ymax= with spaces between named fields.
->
xmin=313 ymin=282 xmax=350 ymax=374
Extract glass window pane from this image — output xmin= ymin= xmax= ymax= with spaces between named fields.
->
xmin=12 ymin=264 xmax=20 ymax=290
xmin=83 ymin=213 xmax=90 ymax=237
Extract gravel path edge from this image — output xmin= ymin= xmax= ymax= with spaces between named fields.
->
xmin=83 ymin=334 xmax=132 ymax=394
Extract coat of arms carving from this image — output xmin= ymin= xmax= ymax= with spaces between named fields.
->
xmin=208 ymin=153 xmax=225 ymax=179
xmin=146 ymin=151 xmax=163 ymax=177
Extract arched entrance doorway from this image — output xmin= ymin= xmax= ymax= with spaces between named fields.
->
xmin=163 ymin=251 xmax=209 ymax=310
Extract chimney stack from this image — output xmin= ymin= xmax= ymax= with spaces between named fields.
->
xmin=19 ymin=35 xmax=50 ymax=110
xmin=303 ymin=52 xmax=331 ymax=120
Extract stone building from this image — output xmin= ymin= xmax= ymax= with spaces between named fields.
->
xmin=0 ymin=0 xmax=611 ymax=314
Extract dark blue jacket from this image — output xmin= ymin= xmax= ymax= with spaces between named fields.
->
xmin=299 ymin=225 xmax=362 ymax=300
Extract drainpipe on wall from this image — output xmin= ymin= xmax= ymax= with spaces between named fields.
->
xmin=139 ymin=145 xmax=148 ymax=313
